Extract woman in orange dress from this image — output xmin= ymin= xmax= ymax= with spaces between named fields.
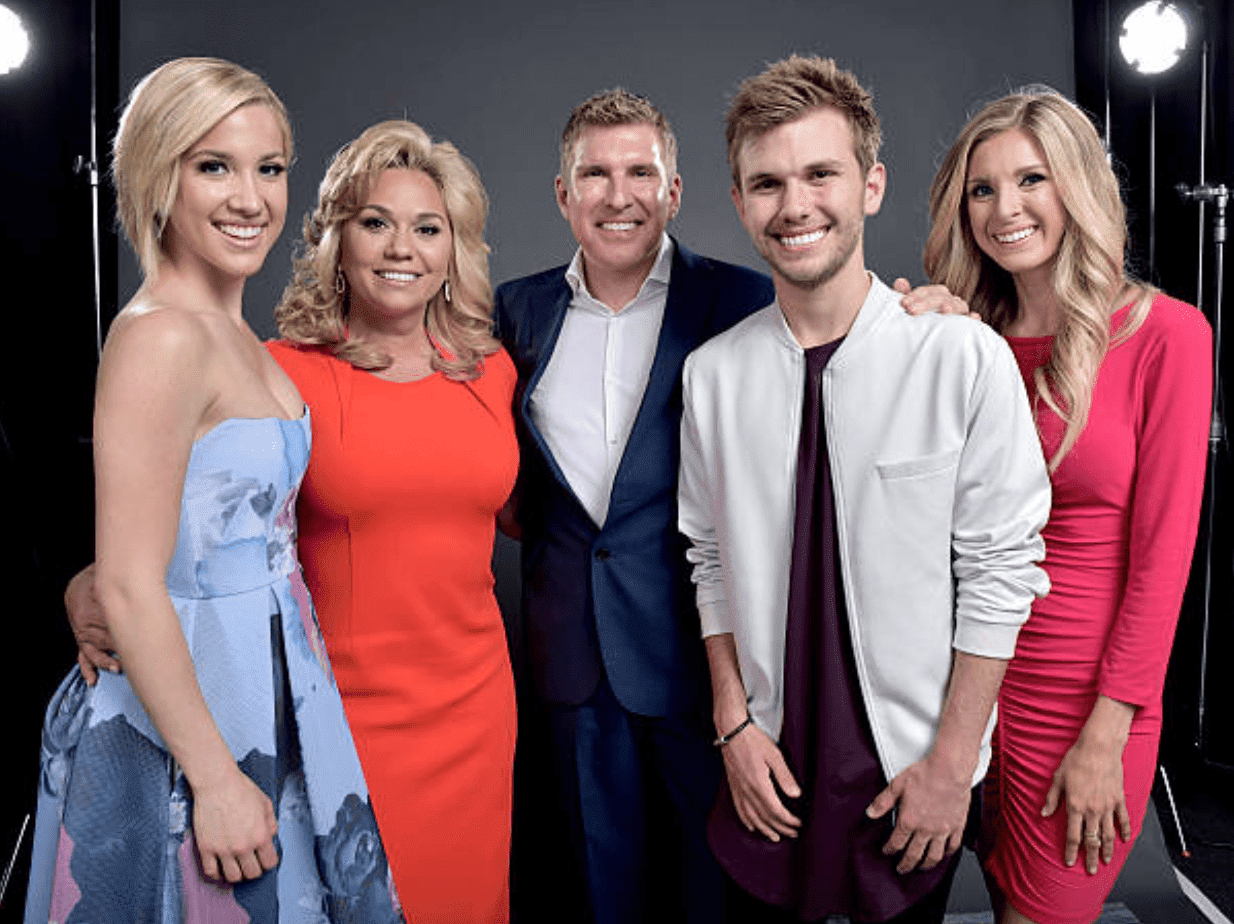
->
xmin=270 ymin=121 xmax=518 ymax=923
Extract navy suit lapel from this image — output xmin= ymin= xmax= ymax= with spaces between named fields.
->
xmin=519 ymin=280 xmax=583 ymax=504
xmin=610 ymin=241 xmax=714 ymax=500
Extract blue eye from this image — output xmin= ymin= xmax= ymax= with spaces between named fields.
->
xmin=361 ymin=216 xmax=387 ymax=231
xmin=968 ymin=183 xmax=993 ymax=199
xmin=198 ymin=159 xmax=227 ymax=175
xmin=260 ymin=162 xmax=287 ymax=178
xmin=1021 ymin=172 xmax=1046 ymax=187
xmin=416 ymin=224 xmax=442 ymax=236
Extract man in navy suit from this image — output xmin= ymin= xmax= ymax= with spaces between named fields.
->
xmin=494 ymin=89 xmax=773 ymax=924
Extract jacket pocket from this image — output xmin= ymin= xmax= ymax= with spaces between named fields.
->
xmin=875 ymin=448 xmax=960 ymax=481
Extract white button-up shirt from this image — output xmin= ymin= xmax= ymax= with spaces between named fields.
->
xmin=529 ymin=234 xmax=673 ymax=526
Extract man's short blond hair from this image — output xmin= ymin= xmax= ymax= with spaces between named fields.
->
xmin=726 ymin=55 xmax=881 ymax=186
xmin=559 ymin=88 xmax=678 ymax=181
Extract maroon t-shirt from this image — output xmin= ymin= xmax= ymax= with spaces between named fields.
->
xmin=708 ymin=340 xmax=951 ymax=921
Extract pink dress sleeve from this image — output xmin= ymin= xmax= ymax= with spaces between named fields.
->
xmin=1097 ymin=296 xmax=1212 ymax=706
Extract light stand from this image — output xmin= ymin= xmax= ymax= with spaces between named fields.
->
xmin=72 ymin=0 xmax=103 ymax=360
xmin=1118 ymin=0 xmax=1190 ymax=280
xmin=1176 ymin=177 xmax=1229 ymax=756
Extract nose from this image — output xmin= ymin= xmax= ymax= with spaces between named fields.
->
xmin=229 ymin=169 xmax=263 ymax=216
xmin=993 ymin=185 xmax=1023 ymax=220
xmin=384 ymin=226 xmax=414 ymax=259
xmin=780 ymin=178 xmax=812 ymax=222
xmin=605 ymin=175 xmax=632 ymax=209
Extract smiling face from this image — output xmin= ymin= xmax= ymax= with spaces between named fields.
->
xmin=555 ymin=122 xmax=681 ymax=291
xmin=964 ymin=128 xmax=1068 ymax=289
xmin=339 ymin=167 xmax=453 ymax=328
xmin=161 ymin=103 xmax=288 ymax=284
xmin=731 ymin=106 xmax=884 ymax=293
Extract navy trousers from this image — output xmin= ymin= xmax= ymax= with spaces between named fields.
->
xmin=512 ymin=673 xmax=724 ymax=924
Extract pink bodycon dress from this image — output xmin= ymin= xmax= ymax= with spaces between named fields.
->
xmin=985 ymin=294 xmax=1210 ymax=924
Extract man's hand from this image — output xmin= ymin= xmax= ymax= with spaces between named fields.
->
xmin=721 ymin=723 xmax=802 ymax=843
xmin=893 ymin=277 xmax=979 ymax=319
xmin=65 ymin=563 xmax=121 ymax=684
xmin=866 ymin=748 xmax=971 ymax=873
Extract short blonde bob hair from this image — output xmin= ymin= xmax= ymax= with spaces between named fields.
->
xmin=276 ymin=120 xmax=498 ymax=380
xmin=113 ymin=57 xmax=292 ymax=279
xmin=923 ymin=86 xmax=1152 ymax=470
xmin=726 ymin=55 xmax=882 ymax=186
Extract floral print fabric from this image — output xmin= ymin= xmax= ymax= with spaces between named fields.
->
xmin=24 ymin=414 xmax=402 ymax=924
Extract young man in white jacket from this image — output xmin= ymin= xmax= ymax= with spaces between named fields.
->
xmin=677 ymin=56 xmax=1052 ymax=923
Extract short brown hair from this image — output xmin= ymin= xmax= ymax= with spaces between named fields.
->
xmin=726 ymin=55 xmax=880 ymax=185
xmin=559 ymin=88 xmax=678 ymax=181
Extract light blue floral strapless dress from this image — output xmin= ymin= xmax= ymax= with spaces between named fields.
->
xmin=24 ymin=414 xmax=402 ymax=924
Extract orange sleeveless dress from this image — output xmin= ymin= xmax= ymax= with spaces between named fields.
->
xmin=267 ymin=340 xmax=519 ymax=923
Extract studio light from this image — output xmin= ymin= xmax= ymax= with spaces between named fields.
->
xmin=1119 ymin=1 xmax=1189 ymax=75
xmin=0 ymin=4 xmax=29 ymax=76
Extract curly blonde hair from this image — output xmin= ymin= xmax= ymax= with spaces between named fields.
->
xmin=275 ymin=120 xmax=497 ymax=380
xmin=923 ymin=86 xmax=1153 ymax=470
xmin=113 ymin=57 xmax=292 ymax=280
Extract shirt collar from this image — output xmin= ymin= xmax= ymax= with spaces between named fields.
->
xmin=565 ymin=233 xmax=674 ymax=306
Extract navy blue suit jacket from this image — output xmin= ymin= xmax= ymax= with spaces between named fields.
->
xmin=494 ymin=240 xmax=773 ymax=716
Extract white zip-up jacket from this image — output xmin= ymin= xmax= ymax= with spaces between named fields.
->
xmin=678 ymin=275 xmax=1051 ymax=785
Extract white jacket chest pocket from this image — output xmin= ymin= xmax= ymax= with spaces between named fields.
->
xmin=871 ymin=449 xmax=961 ymax=595
xmin=875 ymin=448 xmax=961 ymax=482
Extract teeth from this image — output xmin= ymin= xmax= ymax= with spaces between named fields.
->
xmin=779 ymin=229 xmax=825 ymax=247
xmin=601 ymin=222 xmax=637 ymax=231
xmin=378 ymin=271 xmax=419 ymax=282
xmin=995 ymin=227 xmax=1035 ymax=244
xmin=218 ymin=224 xmax=262 ymax=239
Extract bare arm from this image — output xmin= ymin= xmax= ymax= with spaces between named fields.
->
xmin=65 ymin=563 xmax=119 ymax=683
xmin=94 ymin=308 xmax=277 ymax=883
xmin=867 ymin=650 xmax=1006 ymax=872
xmin=705 ymin=633 xmax=801 ymax=842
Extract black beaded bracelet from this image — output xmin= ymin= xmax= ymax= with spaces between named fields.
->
xmin=713 ymin=715 xmax=753 ymax=747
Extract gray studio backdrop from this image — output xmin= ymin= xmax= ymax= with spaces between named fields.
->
xmin=117 ymin=2 xmax=1075 ymax=913
xmin=117 ymin=0 xmax=1074 ymax=335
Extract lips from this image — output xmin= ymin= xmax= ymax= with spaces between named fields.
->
xmin=776 ymin=228 xmax=826 ymax=248
xmin=216 ymin=223 xmax=264 ymax=241
xmin=994 ymin=226 xmax=1036 ymax=244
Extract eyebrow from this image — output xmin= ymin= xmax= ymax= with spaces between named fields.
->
xmin=743 ymin=158 xmax=846 ymax=188
xmin=967 ymin=162 xmax=1049 ymax=184
xmin=186 ymin=149 xmax=286 ymax=162
xmin=574 ymin=160 xmax=661 ymax=173
xmin=358 ymin=204 xmax=446 ymax=222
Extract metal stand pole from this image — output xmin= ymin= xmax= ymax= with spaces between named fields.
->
xmin=1158 ymin=766 xmax=1191 ymax=857
xmin=1177 ymin=182 xmax=1229 ymax=754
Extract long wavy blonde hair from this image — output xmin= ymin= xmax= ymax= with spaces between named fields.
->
xmin=923 ymin=87 xmax=1153 ymax=470
xmin=275 ymin=120 xmax=498 ymax=380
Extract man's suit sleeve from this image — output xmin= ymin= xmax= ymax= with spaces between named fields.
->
xmin=678 ymin=350 xmax=733 ymax=637
xmin=951 ymin=330 xmax=1052 ymax=657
